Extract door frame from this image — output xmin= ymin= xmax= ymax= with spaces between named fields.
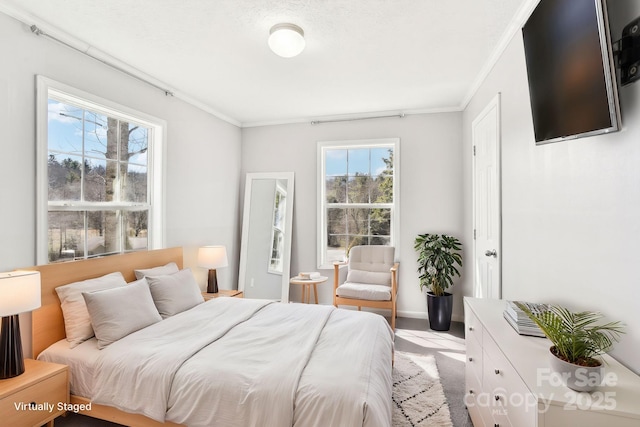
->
xmin=472 ymin=93 xmax=502 ymax=298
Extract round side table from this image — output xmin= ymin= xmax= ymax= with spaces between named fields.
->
xmin=289 ymin=276 xmax=328 ymax=304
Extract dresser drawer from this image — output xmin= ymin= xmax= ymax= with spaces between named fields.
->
xmin=466 ymin=327 xmax=484 ymax=385
xmin=1 ymin=369 xmax=68 ymax=427
xmin=483 ymin=336 xmax=537 ymax=427
xmin=465 ymin=308 xmax=483 ymax=348
xmin=466 ymin=366 xmax=490 ymax=427
xmin=544 ymin=404 xmax=640 ymax=427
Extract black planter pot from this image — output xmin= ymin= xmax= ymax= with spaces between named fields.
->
xmin=427 ymin=292 xmax=453 ymax=331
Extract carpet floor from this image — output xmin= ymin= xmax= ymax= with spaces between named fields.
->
xmin=393 ymin=351 xmax=453 ymax=427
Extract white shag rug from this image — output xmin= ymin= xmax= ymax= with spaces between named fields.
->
xmin=392 ymin=352 xmax=453 ymax=427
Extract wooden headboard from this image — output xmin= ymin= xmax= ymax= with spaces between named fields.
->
xmin=27 ymin=247 xmax=183 ymax=358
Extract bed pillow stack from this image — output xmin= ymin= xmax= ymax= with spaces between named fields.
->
xmin=55 ymin=272 xmax=127 ymax=348
xmin=134 ymin=262 xmax=179 ymax=280
xmin=57 ymin=263 xmax=205 ymax=349
xmin=145 ymin=268 xmax=204 ymax=318
xmin=82 ymin=278 xmax=162 ymax=349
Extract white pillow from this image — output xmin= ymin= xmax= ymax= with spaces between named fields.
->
xmin=134 ymin=262 xmax=179 ymax=280
xmin=55 ymin=272 xmax=127 ymax=348
xmin=82 ymin=278 xmax=162 ymax=349
xmin=145 ymin=268 xmax=204 ymax=318
xmin=346 ymin=269 xmax=392 ymax=286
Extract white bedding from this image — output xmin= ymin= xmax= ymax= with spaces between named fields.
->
xmin=42 ymin=298 xmax=394 ymax=427
xmin=38 ymin=337 xmax=101 ymax=398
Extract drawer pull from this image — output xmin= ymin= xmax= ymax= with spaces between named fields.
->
xmin=468 ymin=357 xmax=473 ymax=362
xmin=495 ymin=395 xmax=500 ymax=401
xmin=469 ymin=389 xmax=474 ymax=394
xmin=494 ymin=424 xmax=500 ymax=427
xmin=468 ymin=326 xmax=474 ymax=331
xmin=494 ymin=369 xmax=501 ymax=375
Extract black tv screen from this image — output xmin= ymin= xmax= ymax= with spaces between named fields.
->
xmin=522 ymin=0 xmax=621 ymax=144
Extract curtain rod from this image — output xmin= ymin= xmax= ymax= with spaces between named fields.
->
xmin=310 ymin=113 xmax=405 ymax=125
xmin=30 ymin=25 xmax=174 ymax=97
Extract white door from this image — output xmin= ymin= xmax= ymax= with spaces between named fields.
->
xmin=472 ymin=94 xmax=501 ymax=299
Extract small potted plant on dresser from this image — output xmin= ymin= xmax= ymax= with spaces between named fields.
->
xmin=517 ymin=303 xmax=625 ymax=392
xmin=414 ymin=233 xmax=462 ymax=331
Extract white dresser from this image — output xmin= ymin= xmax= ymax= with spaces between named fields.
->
xmin=464 ymin=297 xmax=640 ymax=427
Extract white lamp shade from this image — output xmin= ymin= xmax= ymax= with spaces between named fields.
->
xmin=268 ymin=23 xmax=305 ymax=58
xmin=198 ymin=246 xmax=229 ymax=269
xmin=0 ymin=271 xmax=41 ymax=316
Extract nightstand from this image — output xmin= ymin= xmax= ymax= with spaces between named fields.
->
xmin=0 ymin=359 xmax=69 ymax=427
xmin=202 ymin=289 xmax=244 ymax=300
xmin=289 ymin=276 xmax=328 ymax=304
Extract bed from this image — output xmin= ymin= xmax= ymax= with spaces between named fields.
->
xmin=29 ymin=247 xmax=394 ymax=427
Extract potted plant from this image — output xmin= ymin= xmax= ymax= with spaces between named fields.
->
xmin=414 ymin=234 xmax=462 ymax=331
xmin=516 ymin=303 xmax=624 ymax=392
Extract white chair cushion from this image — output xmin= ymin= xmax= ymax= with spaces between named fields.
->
xmin=346 ymin=269 xmax=391 ymax=286
xmin=347 ymin=246 xmax=395 ymax=286
xmin=336 ymin=283 xmax=392 ymax=301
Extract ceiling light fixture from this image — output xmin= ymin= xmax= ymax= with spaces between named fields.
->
xmin=268 ymin=23 xmax=305 ymax=58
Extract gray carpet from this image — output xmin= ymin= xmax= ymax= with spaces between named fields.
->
xmin=54 ymin=318 xmax=472 ymax=427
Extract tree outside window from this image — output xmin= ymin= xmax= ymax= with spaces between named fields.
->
xmin=320 ymin=140 xmax=398 ymax=266
xmin=46 ymin=99 xmax=150 ymax=262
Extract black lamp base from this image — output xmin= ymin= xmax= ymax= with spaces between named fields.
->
xmin=1 ymin=314 xmax=25 ymax=379
xmin=207 ymin=269 xmax=219 ymax=294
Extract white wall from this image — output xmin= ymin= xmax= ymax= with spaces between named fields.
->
xmin=461 ymin=1 xmax=640 ymax=373
xmin=241 ymin=113 xmax=465 ymax=320
xmin=0 ymin=12 xmax=242 ymax=291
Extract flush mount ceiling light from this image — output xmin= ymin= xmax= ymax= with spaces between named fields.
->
xmin=268 ymin=23 xmax=305 ymax=58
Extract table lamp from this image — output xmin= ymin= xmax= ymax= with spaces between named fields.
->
xmin=197 ymin=246 xmax=228 ymax=294
xmin=0 ymin=270 xmax=41 ymax=379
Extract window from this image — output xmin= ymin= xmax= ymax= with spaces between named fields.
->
xmin=268 ymin=183 xmax=287 ymax=274
xmin=317 ymin=138 xmax=399 ymax=268
xmin=36 ymin=77 xmax=165 ymax=263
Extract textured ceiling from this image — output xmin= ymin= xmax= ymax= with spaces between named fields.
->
xmin=1 ymin=0 xmax=530 ymax=126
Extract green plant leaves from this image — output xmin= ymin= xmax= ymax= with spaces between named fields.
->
xmin=515 ymin=302 xmax=625 ymax=365
xmin=414 ymin=233 xmax=462 ymax=296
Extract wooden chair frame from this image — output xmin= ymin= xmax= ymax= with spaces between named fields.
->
xmin=333 ymin=261 xmax=399 ymax=330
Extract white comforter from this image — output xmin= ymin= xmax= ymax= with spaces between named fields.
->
xmin=91 ymin=298 xmax=393 ymax=427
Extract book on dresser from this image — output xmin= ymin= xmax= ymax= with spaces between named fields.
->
xmin=503 ymin=300 xmax=549 ymax=337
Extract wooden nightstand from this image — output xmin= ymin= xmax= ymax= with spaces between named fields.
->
xmin=202 ymin=289 xmax=244 ymax=300
xmin=0 ymin=359 xmax=69 ymax=427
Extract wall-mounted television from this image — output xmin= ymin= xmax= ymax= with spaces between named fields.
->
xmin=522 ymin=0 xmax=621 ymax=145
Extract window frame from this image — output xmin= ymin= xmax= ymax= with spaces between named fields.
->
xmin=317 ymin=138 xmax=400 ymax=269
xmin=36 ymin=76 xmax=166 ymax=264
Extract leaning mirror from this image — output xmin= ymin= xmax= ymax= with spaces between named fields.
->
xmin=238 ymin=172 xmax=294 ymax=302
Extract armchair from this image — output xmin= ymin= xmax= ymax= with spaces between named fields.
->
xmin=333 ymin=245 xmax=398 ymax=329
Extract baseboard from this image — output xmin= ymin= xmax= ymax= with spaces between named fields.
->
xmin=354 ymin=308 xmax=464 ymax=324
xmin=398 ymin=310 xmax=464 ymax=323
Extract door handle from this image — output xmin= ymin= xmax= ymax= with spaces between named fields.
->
xmin=485 ymin=249 xmax=497 ymax=258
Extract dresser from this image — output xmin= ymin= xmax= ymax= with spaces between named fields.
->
xmin=464 ymin=297 xmax=640 ymax=427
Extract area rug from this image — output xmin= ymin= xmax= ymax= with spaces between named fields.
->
xmin=393 ymin=351 xmax=453 ymax=427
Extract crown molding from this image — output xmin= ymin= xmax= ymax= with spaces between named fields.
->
xmin=241 ymin=106 xmax=463 ymax=128
xmin=0 ymin=5 xmax=241 ymax=127
xmin=459 ymin=0 xmax=540 ymax=110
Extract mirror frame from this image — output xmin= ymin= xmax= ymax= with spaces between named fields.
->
xmin=238 ymin=172 xmax=295 ymax=302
